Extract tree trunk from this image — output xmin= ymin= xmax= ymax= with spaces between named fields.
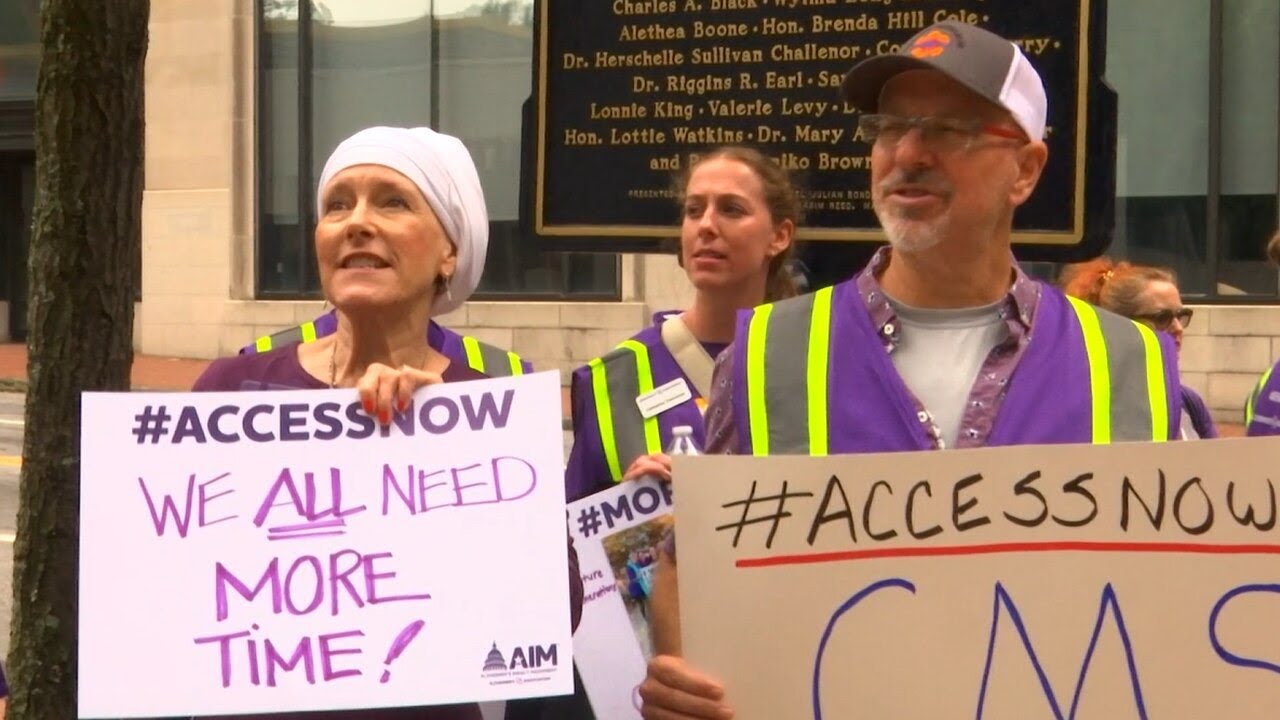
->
xmin=8 ymin=1 xmax=149 ymax=717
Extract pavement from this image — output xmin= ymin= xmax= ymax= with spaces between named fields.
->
xmin=0 ymin=342 xmax=210 ymax=392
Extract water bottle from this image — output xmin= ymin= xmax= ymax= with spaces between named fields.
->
xmin=667 ymin=425 xmax=701 ymax=457
xmin=637 ymin=426 xmax=700 ymax=486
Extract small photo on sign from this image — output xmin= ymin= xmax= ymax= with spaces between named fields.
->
xmin=601 ymin=515 xmax=673 ymax=659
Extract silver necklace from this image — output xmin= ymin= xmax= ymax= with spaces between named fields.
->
xmin=328 ymin=341 xmax=432 ymax=389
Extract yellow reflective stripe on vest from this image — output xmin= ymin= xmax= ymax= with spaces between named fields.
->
xmin=1067 ymin=296 xmax=1112 ymax=443
xmin=1134 ymin=322 xmax=1168 ymax=442
xmin=507 ymin=351 xmax=524 ymax=376
xmin=462 ymin=336 xmax=526 ymax=377
xmin=1247 ymin=366 xmax=1274 ymax=425
xmin=621 ymin=339 xmax=663 ymax=457
xmin=746 ymin=292 xmax=830 ymax=456
xmin=254 ymin=324 xmax=309 ymax=354
xmin=746 ymin=304 xmax=774 ymax=456
xmin=588 ymin=356 xmax=621 ymax=481
xmin=462 ymin=336 xmax=486 ymax=373
xmin=463 ymin=337 xmax=524 ymax=377
xmin=806 ymin=287 xmax=833 ymax=456
xmin=589 ymin=340 xmax=661 ymax=482
xmin=1068 ymin=296 xmax=1169 ymax=443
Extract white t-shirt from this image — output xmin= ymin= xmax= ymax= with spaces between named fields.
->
xmin=887 ymin=297 xmax=1008 ymax=448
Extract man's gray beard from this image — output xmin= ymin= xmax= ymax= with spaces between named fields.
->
xmin=876 ymin=206 xmax=947 ymax=254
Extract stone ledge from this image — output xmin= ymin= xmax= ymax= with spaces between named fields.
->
xmin=1179 ymin=335 xmax=1272 ymax=374
xmin=1209 ymin=306 xmax=1280 ymax=336
xmin=1206 ymin=372 xmax=1260 ymax=415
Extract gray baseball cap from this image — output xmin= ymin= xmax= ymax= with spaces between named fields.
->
xmin=841 ymin=22 xmax=1048 ymax=141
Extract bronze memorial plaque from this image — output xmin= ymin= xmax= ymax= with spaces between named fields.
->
xmin=527 ymin=0 xmax=1114 ymax=260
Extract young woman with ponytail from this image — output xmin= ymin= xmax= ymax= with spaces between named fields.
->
xmin=501 ymin=147 xmax=803 ymax=720
xmin=562 ymin=146 xmax=801 ymax=503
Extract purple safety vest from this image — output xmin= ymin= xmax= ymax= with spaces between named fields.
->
xmin=730 ymin=280 xmax=1181 ymax=454
xmin=565 ymin=314 xmax=708 ymax=502
xmin=1246 ymin=360 xmax=1280 ymax=436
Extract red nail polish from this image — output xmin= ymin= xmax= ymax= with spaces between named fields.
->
xmin=396 ymin=398 xmax=408 ymax=413
xmin=379 ymin=410 xmax=390 ymax=425
xmin=362 ymin=399 xmax=374 ymax=415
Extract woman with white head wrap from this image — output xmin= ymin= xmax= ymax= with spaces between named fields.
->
xmin=191 ymin=128 xmax=583 ymax=720
xmin=236 ymin=126 xmax=529 ymax=379
xmin=197 ymin=126 xmax=496 ymax=409
xmin=235 ymin=127 xmax=529 ymax=378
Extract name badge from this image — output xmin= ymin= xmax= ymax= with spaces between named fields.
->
xmin=636 ymin=378 xmax=693 ymax=419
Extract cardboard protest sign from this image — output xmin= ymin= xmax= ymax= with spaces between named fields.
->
xmin=568 ymin=477 xmax=675 ymax=719
xmin=79 ymin=372 xmax=573 ymax=718
xmin=675 ymin=438 xmax=1280 ymax=719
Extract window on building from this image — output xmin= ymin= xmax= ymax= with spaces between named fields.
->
xmin=0 ymin=0 xmax=39 ymax=101
xmin=1107 ymin=0 xmax=1279 ymax=300
xmin=256 ymin=0 xmax=619 ymax=299
xmin=1219 ymin=0 xmax=1279 ymax=297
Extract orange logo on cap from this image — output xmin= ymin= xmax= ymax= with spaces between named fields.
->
xmin=909 ymin=29 xmax=952 ymax=58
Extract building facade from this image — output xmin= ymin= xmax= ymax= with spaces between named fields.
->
xmin=0 ymin=0 xmax=1278 ymax=423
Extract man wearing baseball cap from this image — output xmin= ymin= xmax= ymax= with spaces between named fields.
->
xmin=637 ymin=22 xmax=1183 ymax=719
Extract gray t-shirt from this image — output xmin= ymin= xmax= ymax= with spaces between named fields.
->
xmin=887 ymin=297 xmax=1008 ymax=449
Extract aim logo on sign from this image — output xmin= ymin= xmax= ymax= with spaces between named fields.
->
xmin=481 ymin=641 xmax=560 ymax=684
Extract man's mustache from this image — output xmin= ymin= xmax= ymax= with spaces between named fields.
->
xmin=878 ymin=169 xmax=953 ymax=198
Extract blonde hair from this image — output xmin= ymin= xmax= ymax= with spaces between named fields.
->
xmin=1060 ymin=257 xmax=1176 ymax=317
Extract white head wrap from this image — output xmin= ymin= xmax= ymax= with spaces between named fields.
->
xmin=316 ymin=126 xmax=488 ymax=316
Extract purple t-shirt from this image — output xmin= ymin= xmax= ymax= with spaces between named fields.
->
xmin=189 ymin=346 xmax=583 ymax=720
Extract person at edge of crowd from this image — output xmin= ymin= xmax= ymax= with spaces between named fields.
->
xmin=190 ymin=126 xmax=583 ymax=720
xmin=541 ymin=145 xmax=798 ymax=720
xmin=1245 ymin=229 xmax=1280 ymax=436
xmin=1061 ymin=257 xmax=1215 ymax=439
xmin=636 ymin=22 xmax=1183 ymax=720
xmin=564 ymin=146 xmax=800 ymax=504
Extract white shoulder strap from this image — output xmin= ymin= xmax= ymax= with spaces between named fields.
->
xmin=659 ymin=313 xmax=716 ymax=399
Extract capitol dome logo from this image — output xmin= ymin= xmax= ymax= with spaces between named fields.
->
xmin=481 ymin=640 xmax=560 ymax=684
xmin=482 ymin=643 xmax=508 ymax=672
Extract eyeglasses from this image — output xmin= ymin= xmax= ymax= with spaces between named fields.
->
xmin=1132 ymin=308 xmax=1194 ymax=329
xmin=858 ymin=114 xmax=1027 ymax=153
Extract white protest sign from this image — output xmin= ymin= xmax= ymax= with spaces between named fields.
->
xmin=675 ymin=438 xmax=1280 ymax=719
xmin=568 ymin=478 xmax=674 ymax=719
xmin=79 ymin=372 xmax=573 ymax=718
